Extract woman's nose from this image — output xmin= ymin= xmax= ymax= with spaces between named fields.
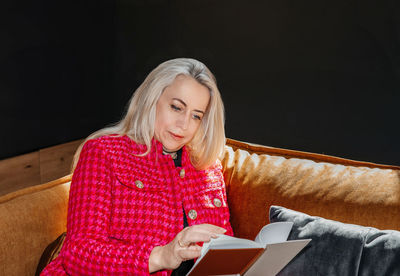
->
xmin=177 ymin=113 xmax=190 ymax=130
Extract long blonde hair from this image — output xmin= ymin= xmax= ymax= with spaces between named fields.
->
xmin=72 ymin=58 xmax=225 ymax=171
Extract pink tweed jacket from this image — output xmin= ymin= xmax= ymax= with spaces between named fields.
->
xmin=42 ymin=135 xmax=233 ymax=275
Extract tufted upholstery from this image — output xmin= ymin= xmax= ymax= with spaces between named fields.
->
xmin=222 ymin=139 xmax=400 ymax=240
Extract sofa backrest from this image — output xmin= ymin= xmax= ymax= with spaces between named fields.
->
xmin=223 ymin=138 xmax=400 ymax=240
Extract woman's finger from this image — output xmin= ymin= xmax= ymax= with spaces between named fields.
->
xmin=179 ymin=224 xmax=226 ymax=245
xmin=178 ymin=245 xmax=202 ymax=260
xmin=181 ymin=223 xmax=227 ymax=240
xmin=179 ymin=231 xmax=219 ymax=245
xmin=188 ymin=223 xmax=227 ymax=234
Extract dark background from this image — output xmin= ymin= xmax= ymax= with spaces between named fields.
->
xmin=1 ymin=0 xmax=399 ymax=165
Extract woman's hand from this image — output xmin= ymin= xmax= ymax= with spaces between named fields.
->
xmin=149 ymin=224 xmax=226 ymax=273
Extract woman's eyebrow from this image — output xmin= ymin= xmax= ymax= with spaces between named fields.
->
xmin=172 ymin=98 xmax=187 ymax=107
xmin=194 ymin=109 xmax=205 ymax=114
xmin=172 ymin=98 xmax=205 ymax=114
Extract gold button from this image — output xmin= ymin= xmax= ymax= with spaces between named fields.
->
xmin=135 ymin=180 xmax=144 ymax=189
xmin=188 ymin=209 xmax=197 ymax=220
xmin=213 ymin=198 xmax=222 ymax=207
xmin=180 ymin=169 xmax=185 ymax=178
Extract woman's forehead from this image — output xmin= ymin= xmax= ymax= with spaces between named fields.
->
xmin=160 ymin=75 xmax=210 ymax=110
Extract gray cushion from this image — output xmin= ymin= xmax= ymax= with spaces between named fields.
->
xmin=269 ymin=206 xmax=400 ymax=276
xmin=359 ymin=229 xmax=400 ymax=276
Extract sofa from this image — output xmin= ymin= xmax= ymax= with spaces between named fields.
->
xmin=1 ymin=138 xmax=399 ymax=275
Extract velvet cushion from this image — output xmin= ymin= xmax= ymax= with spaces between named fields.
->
xmin=359 ymin=230 xmax=400 ymax=275
xmin=35 ymin=232 xmax=66 ymax=276
xmin=269 ymin=206 xmax=400 ymax=276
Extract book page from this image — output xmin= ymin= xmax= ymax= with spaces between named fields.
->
xmin=207 ymin=234 xmax=261 ymax=249
xmin=244 ymin=239 xmax=311 ymax=276
xmin=254 ymin=221 xmax=294 ymax=246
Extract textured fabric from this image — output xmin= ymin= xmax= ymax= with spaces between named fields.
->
xmin=41 ymin=135 xmax=233 ymax=275
xmin=221 ymin=141 xmax=400 ymax=240
xmin=269 ymin=206 xmax=400 ymax=276
xmin=358 ymin=229 xmax=400 ymax=275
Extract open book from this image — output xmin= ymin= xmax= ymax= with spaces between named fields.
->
xmin=187 ymin=222 xmax=311 ymax=276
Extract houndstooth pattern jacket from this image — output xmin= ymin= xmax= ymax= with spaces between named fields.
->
xmin=41 ymin=135 xmax=233 ymax=275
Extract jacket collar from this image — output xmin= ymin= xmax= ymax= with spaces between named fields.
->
xmin=152 ymin=138 xmax=190 ymax=166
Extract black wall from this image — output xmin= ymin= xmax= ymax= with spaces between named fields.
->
xmin=1 ymin=0 xmax=399 ymax=165
xmin=1 ymin=1 xmax=117 ymax=157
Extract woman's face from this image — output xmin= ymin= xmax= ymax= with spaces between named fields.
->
xmin=155 ymin=75 xmax=210 ymax=152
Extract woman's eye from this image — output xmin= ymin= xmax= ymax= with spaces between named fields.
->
xmin=193 ymin=114 xmax=202 ymax=120
xmin=171 ymin=104 xmax=181 ymax=111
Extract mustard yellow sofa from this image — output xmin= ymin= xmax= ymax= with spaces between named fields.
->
xmin=1 ymin=138 xmax=399 ymax=275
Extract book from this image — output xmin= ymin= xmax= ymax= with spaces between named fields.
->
xmin=186 ymin=221 xmax=311 ymax=276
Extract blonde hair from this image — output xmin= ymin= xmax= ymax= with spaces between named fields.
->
xmin=72 ymin=58 xmax=225 ymax=171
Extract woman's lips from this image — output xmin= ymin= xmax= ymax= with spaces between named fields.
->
xmin=169 ymin=132 xmax=184 ymax=139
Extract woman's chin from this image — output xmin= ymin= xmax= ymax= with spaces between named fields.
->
xmin=160 ymin=140 xmax=180 ymax=151
xmin=163 ymin=145 xmax=181 ymax=152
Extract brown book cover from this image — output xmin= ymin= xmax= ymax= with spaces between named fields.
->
xmin=188 ymin=248 xmax=264 ymax=276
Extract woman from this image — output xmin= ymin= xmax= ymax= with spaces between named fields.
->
xmin=41 ymin=58 xmax=233 ymax=275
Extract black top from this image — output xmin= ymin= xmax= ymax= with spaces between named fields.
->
xmin=170 ymin=148 xmax=194 ymax=276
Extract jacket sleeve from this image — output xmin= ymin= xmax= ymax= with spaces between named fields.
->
xmin=60 ymin=139 xmax=163 ymax=275
xmin=203 ymin=159 xmax=234 ymax=237
xmin=215 ymin=159 xmax=234 ymax=237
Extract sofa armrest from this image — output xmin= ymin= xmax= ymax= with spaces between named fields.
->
xmin=0 ymin=175 xmax=71 ymax=276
